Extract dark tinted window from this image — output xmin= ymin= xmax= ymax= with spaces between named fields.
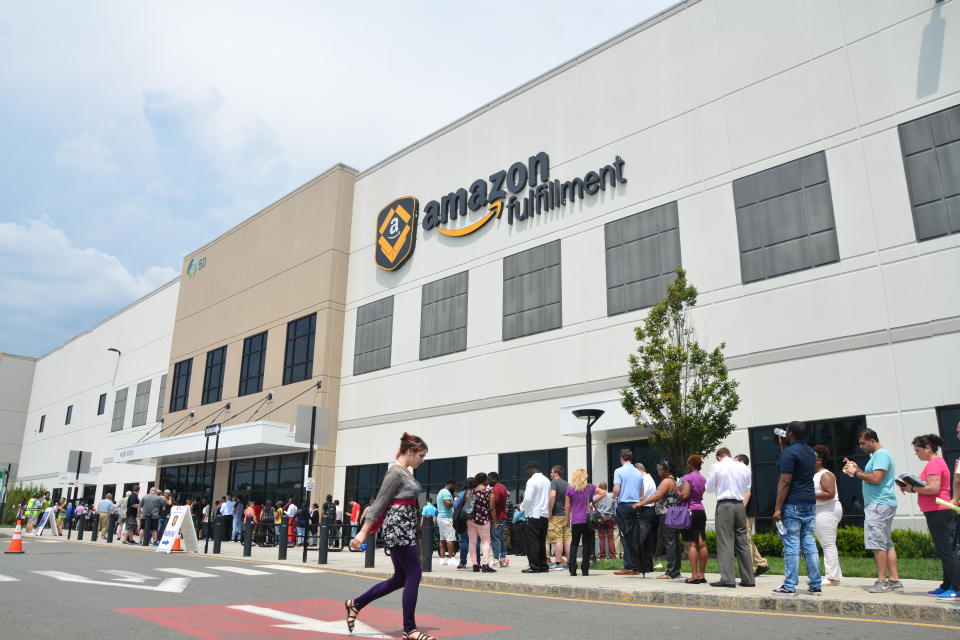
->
xmin=344 ymin=463 xmax=389 ymax=508
xmin=283 ymin=314 xmax=316 ymax=385
xmin=498 ymin=448 xmax=568 ymax=505
xmin=65 ymin=405 xmax=73 ymax=425
xmin=354 ymin=298 xmax=393 ymax=375
xmin=503 ymin=240 xmax=562 ymax=340
xmin=414 ymin=457 xmax=468 ymax=504
xmin=170 ymin=359 xmax=192 ymax=412
xmin=156 ymin=375 xmax=167 ymax=422
xmin=202 ymin=346 xmax=227 ymax=405
xmin=112 ymin=388 xmax=128 ymax=432
xmin=131 ymin=380 xmax=151 ymax=427
xmin=239 ymin=332 xmax=268 ymax=396
xmin=937 ymin=405 xmax=960 ymax=480
xmin=97 ymin=393 xmax=107 ymax=416
xmin=420 ymin=272 xmax=468 ymax=360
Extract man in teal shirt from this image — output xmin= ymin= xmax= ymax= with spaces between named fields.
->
xmin=845 ymin=429 xmax=902 ymax=592
xmin=435 ymin=480 xmax=457 ymax=565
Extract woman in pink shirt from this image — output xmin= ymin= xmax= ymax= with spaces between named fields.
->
xmin=902 ymin=434 xmax=958 ymax=601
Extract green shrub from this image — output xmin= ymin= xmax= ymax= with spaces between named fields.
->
xmin=752 ymin=532 xmax=783 ymax=556
xmin=705 ymin=529 xmax=716 ymax=554
xmin=1 ymin=484 xmax=47 ymax=525
xmin=835 ymin=526 xmax=871 ymax=557
xmin=891 ymin=528 xmax=936 ymax=559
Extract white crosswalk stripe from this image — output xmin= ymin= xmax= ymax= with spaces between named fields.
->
xmin=206 ymin=565 xmax=272 ymax=576
xmin=0 ymin=574 xmax=19 ymax=582
xmin=254 ymin=564 xmax=320 ymax=574
xmin=155 ymin=568 xmax=218 ymax=578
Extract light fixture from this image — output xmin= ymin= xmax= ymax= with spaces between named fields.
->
xmin=572 ymin=408 xmax=605 ymax=483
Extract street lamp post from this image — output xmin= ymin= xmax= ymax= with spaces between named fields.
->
xmin=572 ymin=409 xmax=604 ymax=484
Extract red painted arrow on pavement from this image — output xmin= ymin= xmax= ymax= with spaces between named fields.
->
xmin=116 ymin=598 xmax=512 ymax=639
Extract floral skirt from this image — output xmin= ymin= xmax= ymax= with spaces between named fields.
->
xmin=381 ymin=504 xmax=417 ymax=547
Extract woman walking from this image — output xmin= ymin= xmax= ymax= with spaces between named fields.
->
xmin=903 ymin=434 xmax=959 ymax=601
xmin=564 ymin=468 xmax=596 ymax=576
xmin=635 ymin=461 xmax=681 ymax=579
xmin=679 ymin=455 xmax=708 ymax=584
xmin=813 ymin=445 xmax=843 ymax=585
xmin=467 ymin=472 xmax=497 ymax=573
xmin=347 ymin=433 xmax=436 ymax=640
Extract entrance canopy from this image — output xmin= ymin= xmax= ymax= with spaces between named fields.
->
xmin=113 ymin=421 xmax=309 ymax=467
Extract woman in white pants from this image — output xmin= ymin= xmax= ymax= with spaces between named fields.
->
xmin=813 ymin=445 xmax=843 ymax=585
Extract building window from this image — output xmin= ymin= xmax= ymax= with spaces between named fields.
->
xmin=605 ymin=440 xmax=664 ymax=489
xmin=605 ymin=201 xmax=682 ymax=315
xmin=170 ymin=359 xmax=192 ymax=413
xmin=936 ymin=404 xmax=960 ymax=479
xmin=239 ymin=332 xmax=268 ymax=396
xmin=227 ymin=453 xmax=306 ymax=506
xmin=353 ymin=298 xmax=393 ymax=375
xmin=283 ymin=313 xmax=316 ymax=385
xmin=344 ymin=463 xmax=389 ymax=508
xmin=414 ymin=456 xmax=468 ymax=503
xmin=498 ymin=448 xmax=567 ymax=505
xmin=65 ymin=405 xmax=73 ymax=425
xmin=503 ymin=239 xmax=562 ymax=340
xmin=111 ymin=388 xmax=128 ymax=432
xmin=159 ymin=463 xmax=212 ymax=503
xmin=420 ymin=272 xmax=468 ymax=360
xmin=733 ymin=151 xmax=839 ymax=284
xmin=39 ymin=414 xmax=45 ymax=433
xmin=899 ymin=104 xmax=960 ymax=241
xmin=132 ymin=380 xmax=152 ymax=427
xmin=748 ymin=415 xmax=867 ymax=532
xmin=156 ymin=375 xmax=167 ymax=422
xmin=201 ymin=346 xmax=227 ymax=405
xmin=97 ymin=393 xmax=107 ymax=416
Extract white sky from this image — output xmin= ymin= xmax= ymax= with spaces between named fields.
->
xmin=0 ymin=0 xmax=677 ymax=357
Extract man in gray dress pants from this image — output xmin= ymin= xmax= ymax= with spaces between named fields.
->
xmin=705 ymin=448 xmax=755 ymax=588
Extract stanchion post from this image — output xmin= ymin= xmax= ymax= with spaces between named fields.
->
xmin=213 ymin=517 xmax=223 ymax=554
xmin=278 ymin=516 xmax=288 ymax=560
xmin=91 ymin=514 xmax=99 ymax=542
xmin=107 ymin=513 xmax=117 ymax=544
xmin=77 ymin=514 xmax=85 ymax=541
xmin=364 ymin=533 xmax=376 ymax=568
xmin=342 ymin=522 xmax=352 ymax=550
xmin=243 ymin=516 xmax=253 ymax=557
xmin=317 ymin=514 xmax=329 ymax=564
xmin=420 ymin=516 xmax=434 ymax=572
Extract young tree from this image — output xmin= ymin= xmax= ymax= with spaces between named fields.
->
xmin=620 ymin=268 xmax=740 ymax=470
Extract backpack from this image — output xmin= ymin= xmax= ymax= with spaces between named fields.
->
xmin=452 ymin=490 xmax=476 ymax=534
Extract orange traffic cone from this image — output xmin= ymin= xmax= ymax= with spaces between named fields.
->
xmin=171 ymin=532 xmax=182 ymax=552
xmin=5 ymin=519 xmax=25 ymax=554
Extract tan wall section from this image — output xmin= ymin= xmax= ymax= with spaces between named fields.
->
xmin=162 ymin=164 xmax=356 ymax=499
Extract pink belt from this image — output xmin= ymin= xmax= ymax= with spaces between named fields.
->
xmin=369 ymin=498 xmax=417 ymax=534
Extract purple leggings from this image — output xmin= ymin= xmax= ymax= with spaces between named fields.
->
xmin=353 ymin=544 xmax=422 ymax=633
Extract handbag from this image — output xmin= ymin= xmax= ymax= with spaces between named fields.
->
xmin=664 ymin=501 xmax=692 ymax=530
xmin=588 ymin=510 xmax=603 ymax=530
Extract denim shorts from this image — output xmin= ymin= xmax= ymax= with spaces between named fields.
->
xmin=864 ymin=503 xmax=896 ymax=551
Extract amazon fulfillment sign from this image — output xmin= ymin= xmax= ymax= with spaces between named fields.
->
xmin=374 ymin=151 xmax=627 ymax=271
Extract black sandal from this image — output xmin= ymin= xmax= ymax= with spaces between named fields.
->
xmin=344 ymin=600 xmax=359 ymax=632
xmin=402 ymin=631 xmax=435 ymax=640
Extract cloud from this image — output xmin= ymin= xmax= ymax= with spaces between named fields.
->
xmin=54 ymin=133 xmax=119 ymax=175
xmin=0 ymin=217 xmax=177 ymax=356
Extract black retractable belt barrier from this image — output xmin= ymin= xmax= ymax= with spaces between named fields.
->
xmin=317 ymin=515 xmax=329 ymax=564
xmin=364 ymin=533 xmax=376 ymax=568
xmin=213 ymin=518 xmax=223 ymax=554
xmin=243 ymin=517 xmax=253 ymax=557
xmin=77 ymin=515 xmax=85 ymax=541
xmin=66 ymin=514 xmax=74 ymax=540
xmin=107 ymin=513 xmax=117 ymax=544
xmin=278 ymin=517 xmax=288 ymax=560
xmin=420 ymin=516 xmax=434 ymax=572
xmin=91 ymin=514 xmax=99 ymax=542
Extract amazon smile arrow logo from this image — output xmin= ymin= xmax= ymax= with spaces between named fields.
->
xmin=436 ymin=200 xmax=502 ymax=237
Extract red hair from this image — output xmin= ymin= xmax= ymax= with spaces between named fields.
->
xmin=398 ymin=432 xmax=428 ymax=456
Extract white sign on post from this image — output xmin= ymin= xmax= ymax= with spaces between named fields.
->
xmin=33 ymin=508 xmax=53 ymax=536
xmin=157 ymin=505 xmax=199 ymax=553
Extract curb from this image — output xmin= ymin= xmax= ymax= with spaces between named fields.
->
xmin=350 ymin=568 xmax=960 ymax=626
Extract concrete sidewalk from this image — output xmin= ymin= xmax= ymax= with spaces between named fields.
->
xmin=6 ymin=527 xmax=959 ymax=626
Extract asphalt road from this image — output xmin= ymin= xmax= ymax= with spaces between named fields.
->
xmin=0 ymin=537 xmax=955 ymax=639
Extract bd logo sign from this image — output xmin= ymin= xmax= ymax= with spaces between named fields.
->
xmin=375 ymin=196 xmax=419 ymax=271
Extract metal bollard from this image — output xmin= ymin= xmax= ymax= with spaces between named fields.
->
xmin=342 ymin=522 xmax=352 ymax=550
xmin=364 ymin=533 xmax=376 ymax=568
xmin=107 ymin=513 xmax=117 ymax=544
xmin=243 ymin=517 xmax=253 ymax=557
xmin=91 ymin=514 xmax=99 ymax=542
xmin=278 ymin=517 xmax=288 ymax=560
xmin=420 ymin=516 xmax=434 ymax=573
xmin=66 ymin=514 xmax=74 ymax=540
xmin=213 ymin=518 xmax=224 ymax=554
xmin=317 ymin=515 xmax=329 ymax=564
xmin=77 ymin=515 xmax=85 ymax=541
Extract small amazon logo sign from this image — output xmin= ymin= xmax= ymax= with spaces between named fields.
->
xmin=374 ymin=197 xmax=418 ymax=271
